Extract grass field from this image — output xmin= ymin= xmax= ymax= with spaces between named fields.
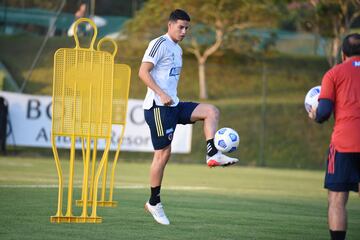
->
xmin=0 ymin=156 xmax=359 ymax=240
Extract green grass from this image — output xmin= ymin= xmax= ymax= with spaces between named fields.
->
xmin=0 ymin=156 xmax=359 ymax=240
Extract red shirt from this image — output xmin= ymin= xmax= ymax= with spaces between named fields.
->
xmin=319 ymin=56 xmax=360 ymax=152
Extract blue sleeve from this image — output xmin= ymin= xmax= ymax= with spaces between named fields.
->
xmin=315 ymin=99 xmax=333 ymax=123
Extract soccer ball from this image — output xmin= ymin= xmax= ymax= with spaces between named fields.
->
xmin=214 ymin=127 xmax=240 ymax=153
xmin=304 ymin=86 xmax=321 ymax=113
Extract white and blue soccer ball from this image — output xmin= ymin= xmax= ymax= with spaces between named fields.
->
xmin=214 ymin=127 xmax=240 ymax=153
xmin=304 ymin=86 xmax=321 ymax=113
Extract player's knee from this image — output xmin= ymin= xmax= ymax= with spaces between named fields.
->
xmin=153 ymin=154 xmax=168 ymax=166
xmin=328 ymin=191 xmax=348 ymax=208
xmin=154 ymin=146 xmax=171 ymax=163
xmin=162 ymin=148 xmax=171 ymax=160
xmin=207 ymin=105 xmax=219 ymax=121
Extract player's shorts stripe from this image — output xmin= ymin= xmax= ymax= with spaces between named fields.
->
xmin=328 ymin=144 xmax=336 ymax=174
xmin=157 ymin=108 xmax=164 ymax=136
xmin=159 ymin=108 xmax=164 ymax=136
xmin=154 ymin=108 xmax=161 ymax=136
xmin=149 ymin=38 xmax=165 ymax=57
xmin=154 ymin=108 xmax=164 ymax=137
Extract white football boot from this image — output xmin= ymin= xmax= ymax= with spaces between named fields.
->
xmin=206 ymin=151 xmax=239 ymax=167
xmin=145 ymin=202 xmax=170 ymax=225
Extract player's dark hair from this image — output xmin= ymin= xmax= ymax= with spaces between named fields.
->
xmin=169 ymin=9 xmax=190 ymax=22
xmin=342 ymin=33 xmax=360 ymax=57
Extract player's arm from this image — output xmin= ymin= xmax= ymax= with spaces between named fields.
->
xmin=309 ymin=99 xmax=333 ymax=123
xmin=138 ymin=62 xmax=173 ymax=106
xmin=309 ymin=69 xmax=335 ymax=123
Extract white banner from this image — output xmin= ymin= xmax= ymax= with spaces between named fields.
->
xmin=0 ymin=91 xmax=192 ymax=153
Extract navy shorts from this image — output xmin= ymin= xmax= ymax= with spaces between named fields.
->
xmin=144 ymin=101 xmax=199 ymax=150
xmin=324 ymin=145 xmax=360 ymax=192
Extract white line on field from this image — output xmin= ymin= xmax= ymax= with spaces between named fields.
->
xmin=0 ymin=162 xmax=33 ymax=167
xmin=0 ymin=184 xmax=214 ymax=191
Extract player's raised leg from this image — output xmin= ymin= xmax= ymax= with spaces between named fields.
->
xmin=190 ymin=103 xmax=238 ymax=167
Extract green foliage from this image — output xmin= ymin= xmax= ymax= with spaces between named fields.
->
xmin=125 ymin=0 xmax=284 ymax=99
xmin=0 ymin=35 xmax=328 ymax=97
xmin=3 ymin=0 xmax=62 ymax=10
xmin=0 ymin=71 xmax=4 ymax=89
xmin=124 ymin=0 xmax=171 ymax=38
xmin=2 ymin=0 xmax=145 ymax=16
xmin=0 ymin=35 xmax=75 ymax=94
xmin=281 ymin=1 xmax=360 ymax=36
xmin=283 ymin=0 xmax=360 ymax=65
xmin=125 ymin=0 xmax=280 ymax=45
xmin=316 ymin=0 xmax=360 ymax=37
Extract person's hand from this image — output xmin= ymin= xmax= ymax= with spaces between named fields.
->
xmin=308 ymin=105 xmax=317 ymax=120
xmin=159 ymin=92 xmax=173 ymax=106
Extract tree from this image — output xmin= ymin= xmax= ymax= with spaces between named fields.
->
xmin=318 ymin=0 xmax=360 ymax=66
xmin=289 ymin=0 xmax=360 ymax=66
xmin=125 ymin=0 xmax=278 ymax=99
xmin=3 ymin=0 xmax=60 ymax=9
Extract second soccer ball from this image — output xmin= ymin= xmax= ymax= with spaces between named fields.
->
xmin=304 ymin=86 xmax=321 ymax=113
xmin=214 ymin=127 xmax=240 ymax=153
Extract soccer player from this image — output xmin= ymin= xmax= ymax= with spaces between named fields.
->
xmin=138 ymin=9 xmax=238 ymax=225
xmin=309 ymin=33 xmax=360 ymax=240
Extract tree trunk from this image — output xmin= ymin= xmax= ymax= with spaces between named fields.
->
xmin=313 ymin=33 xmax=320 ymax=56
xmin=331 ymin=37 xmax=341 ymax=66
xmin=198 ymin=61 xmax=208 ymax=99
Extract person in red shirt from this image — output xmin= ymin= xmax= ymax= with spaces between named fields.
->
xmin=309 ymin=33 xmax=360 ymax=240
